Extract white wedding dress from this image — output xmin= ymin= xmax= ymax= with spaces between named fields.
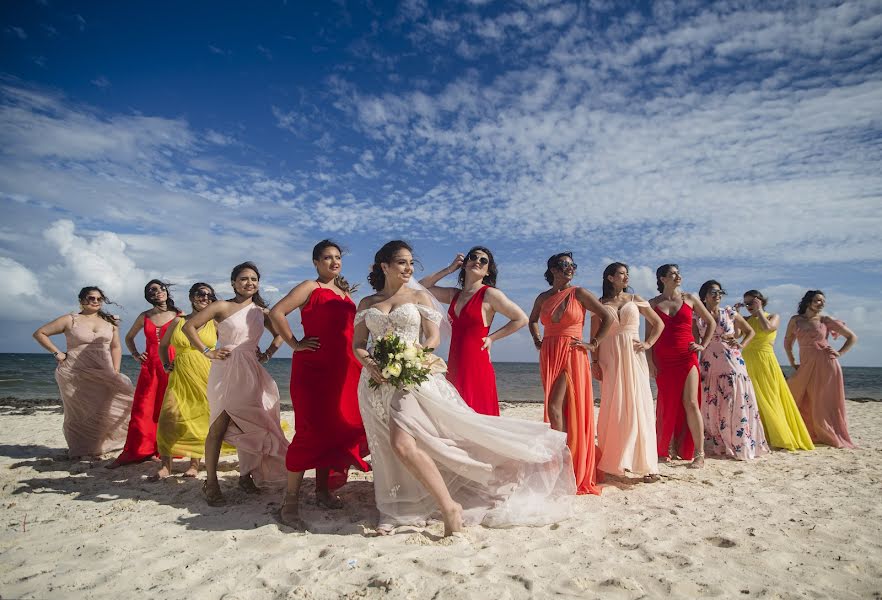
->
xmin=355 ymin=303 xmax=576 ymax=530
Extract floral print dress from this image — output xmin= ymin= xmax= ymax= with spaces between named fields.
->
xmin=697 ymin=306 xmax=770 ymax=460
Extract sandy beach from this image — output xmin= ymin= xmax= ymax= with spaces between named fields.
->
xmin=2 ymin=400 xmax=881 ymax=599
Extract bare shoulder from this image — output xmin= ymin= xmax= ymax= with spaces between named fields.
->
xmin=648 ymin=294 xmax=662 ymax=306
xmin=356 ymin=293 xmax=383 ymax=311
xmin=414 ymin=289 xmax=435 ymax=306
xmin=632 ymin=293 xmax=646 ymax=302
xmin=483 ymin=286 xmax=505 ymax=301
xmin=683 ymin=292 xmax=701 ymax=305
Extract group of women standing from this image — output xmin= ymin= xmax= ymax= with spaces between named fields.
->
xmin=32 ymin=240 xmax=859 ymax=537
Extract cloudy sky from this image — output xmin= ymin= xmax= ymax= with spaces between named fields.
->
xmin=1 ymin=0 xmax=880 ymax=365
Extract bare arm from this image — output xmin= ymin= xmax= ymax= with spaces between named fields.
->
xmin=416 ymin=292 xmax=442 ymax=349
xmin=732 ymin=312 xmax=755 ymax=349
xmin=32 ymin=314 xmax=73 ymax=361
xmin=637 ymin=298 xmax=664 ymax=348
xmin=159 ymin=316 xmax=180 ymax=369
xmin=527 ymin=293 xmax=546 ymax=351
xmin=267 ymin=281 xmax=321 ymax=352
xmin=258 ymin=310 xmax=285 ymax=362
xmin=481 ymin=288 xmax=528 ymax=351
xmin=574 ymin=287 xmax=611 ymax=352
xmin=353 ymin=296 xmax=384 ymax=384
xmin=754 ymin=309 xmax=779 ymax=332
xmin=418 ymin=254 xmax=464 ymax=305
xmin=124 ymin=312 xmax=147 ymax=363
xmin=109 ymin=324 xmax=123 ymax=372
xmin=688 ymin=295 xmax=716 ymax=350
xmin=183 ymin=302 xmax=232 ymax=361
xmin=783 ymin=316 xmax=799 ymax=369
xmin=825 ymin=317 xmax=858 ymax=358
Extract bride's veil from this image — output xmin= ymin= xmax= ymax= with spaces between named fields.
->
xmin=406 ymin=277 xmax=452 ymax=345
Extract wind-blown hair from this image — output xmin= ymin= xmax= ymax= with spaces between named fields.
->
xmin=188 ymin=282 xmax=217 ymax=310
xmin=368 ymin=240 xmax=414 ymax=292
xmin=458 ymin=245 xmax=497 ymax=288
xmin=544 ymin=252 xmax=573 ymax=286
xmin=797 ymin=290 xmax=825 ymax=315
xmin=78 ymin=286 xmax=120 ymax=325
xmin=698 ymin=280 xmax=725 ymax=304
xmin=144 ymin=279 xmax=179 ymax=313
xmin=230 ymin=262 xmax=268 ymax=308
xmin=313 ymin=239 xmax=358 ymax=295
xmin=743 ymin=289 xmax=769 ymax=307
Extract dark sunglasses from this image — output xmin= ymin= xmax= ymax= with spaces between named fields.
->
xmin=84 ymin=296 xmax=104 ymax=303
xmin=193 ymin=291 xmax=216 ymax=300
xmin=707 ymin=290 xmax=726 ymax=297
xmin=147 ymin=286 xmax=167 ymax=295
xmin=556 ymin=260 xmax=577 ymax=270
xmin=466 ymin=253 xmax=490 ymax=266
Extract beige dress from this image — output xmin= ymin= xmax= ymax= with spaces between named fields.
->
xmin=55 ymin=314 xmax=134 ymax=457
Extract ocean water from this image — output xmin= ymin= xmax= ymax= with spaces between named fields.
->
xmin=1 ymin=353 xmax=879 ymax=405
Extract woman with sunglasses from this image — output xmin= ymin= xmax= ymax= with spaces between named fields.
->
xmin=153 ymin=283 xmax=234 ymax=479
xmin=269 ymin=240 xmax=369 ymax=528
xmin=183 ymin=262 xmax=288 ymax=506
xmin=784 ymin=291 xmax=857 ymax=448
xmin=737 ymin=290 xmax=813 ymax=451
xmin=109 ymin=280 xmax=181 ymax=468
xmin=648 ymin=265 xmax=715 ymax=468
xmin=695 ymin=280 xmax=769 ymax=460
xmin=420 ymin=247 xmax=528 ymax=416
xmin=528 ymin=252 xmax=612 ymax=495
xmin=33 ymin=287 xmax=134 ymax=458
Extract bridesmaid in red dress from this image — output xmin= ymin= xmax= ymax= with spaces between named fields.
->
xmin=647 ymin=265 xmax=716 ymax=468
xmin=420 ymin=247 xmax=529 ymax=416
xmin=109 ymin=280 xmax=180 ymax=467
xmin=269 ymin=240 xmax=370 ymax=528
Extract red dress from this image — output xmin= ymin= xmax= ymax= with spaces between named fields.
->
xmin=447 ymin=286 xmax=499 ymax=416
xmin=114 ymin=318 xmax=174 ymax=464
xmin=653 ymin=302 xmax=701 ymax=461
xmin=286 ymin=286 xmax=369 ymax=486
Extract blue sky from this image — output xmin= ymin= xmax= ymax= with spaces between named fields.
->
xmin=1 ymin=0 xmax=881 ymax=365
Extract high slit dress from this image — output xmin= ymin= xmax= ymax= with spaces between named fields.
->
xmin=447 ymin=285 xmax=500 ymax=416
xmin=539 ymin=287 xmax=600 ymax=495
xmin=653 ymin=302 xmax=701 ymax=461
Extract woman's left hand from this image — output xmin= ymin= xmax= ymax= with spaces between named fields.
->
xmin=481 ymin=336 xmax=493 ymax=353
xmin=825 ymin=346 xmax=840 ymax=359
xmin=257 ymin=348 xmax=272 ymax=363
xmin=571 ymin=337 xmax=598 ymax=353
xmin=689 ymin=342 xmax=705 ymax=353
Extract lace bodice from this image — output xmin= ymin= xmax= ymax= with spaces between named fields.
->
xmin=355 ymin=303 xmax=443 ymax=344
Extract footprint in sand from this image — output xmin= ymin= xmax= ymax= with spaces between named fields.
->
xmin=705 ymin=536 xmax=737 ymax=548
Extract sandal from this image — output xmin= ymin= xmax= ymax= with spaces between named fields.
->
xmin=643 ymin=474 xmax=661 ymax=483
xmin=688 ymin=452 xmax=705 ymax=469
xmin=202 ymin=481 xmax=226 ymax=506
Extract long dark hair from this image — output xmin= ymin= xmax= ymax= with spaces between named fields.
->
xmin=655 ymin=263 xmax=679 ymax=293
xmin=143 ymin=279 xmax=179 ymax=313
xmin=230 ymin=262 xmax=268 ymax=308
xmin=188 ymin=282 xmax=217 ymax=311
xmin=313 ymin=239 xmax=358 ymax=295
xmin=368 ymin=240 xmax=414 ymax=292
xmin=698 ymin=280 xmax=725 ymax=304
xmin=797 ymin=289 xmax=825 ymax=315
xmin=78 ymin=286 xmax=119 ymax=325
xmin=458 ymin=245 xmax=497 ymax=288
xmin=544 ymin=252 xmax=573 ymax=285
xmin=743 ymin=289 xmax=768 ymax=307
xmin=601 ymin=262 xmax=630 ymax=300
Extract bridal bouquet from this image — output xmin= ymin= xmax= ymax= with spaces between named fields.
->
xmin=368 ymin=332 xmax=446 ymax=390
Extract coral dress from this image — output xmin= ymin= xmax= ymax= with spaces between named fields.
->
xmin=697 ymin=307 xmax=769 ymax=460
xmin=653 ymin=302 xmax=700 ymax=461
xmin=286 ymin=286 xmax=370 ymax=484
xmin=539 ymin=287 xmax=600 ymax=495
xmin=157 ymin=319 xmax=233 ymax=458
xmin=55 ymin=314 xmax=134 ymax=457
xmin=741 ymin=314 xmax=813 ymax=450
xmin=787 ymin=316 xmax=855 ymax=449
xmin=596 ymin=301 xmax=658 ymax=476
xmin=207 ymin=303 xmax=288 ymax=483
xmin=114 ymin=317 xmax=175 ymax=464
xmin=447 ymin=285 xmax=499 ymax=416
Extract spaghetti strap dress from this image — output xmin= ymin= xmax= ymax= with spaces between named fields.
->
xmin=114 ymin=317 xmax=175 ymax=464
xmin=286 ymin=285 xmax=370 ymax=486
xmin=447 ymin=285 xmax=500 ymax=416
xmin=653 ymin=302 xmax=700 ymax=461
xmin=539 ymin=287 xmax=600 ymax=495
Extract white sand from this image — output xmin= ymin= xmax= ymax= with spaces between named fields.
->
xmin=2 ymin=401 xmax=881 ymax=599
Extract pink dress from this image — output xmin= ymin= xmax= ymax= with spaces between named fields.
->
xmin=787 ymin=316 xmax=855 ymax=449
xmin=697 ymin=307 xmax=769 ymax=460
xmin=207 ymin=303 xmax=288 ymax=483
xmin=595 ymin=301 xmax=658 ymax=476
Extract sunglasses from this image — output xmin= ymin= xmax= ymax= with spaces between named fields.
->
xmin=84 ymin=296 xmax=104 ymax=303
xmin=707 ymin=290 xmax=726 ymax=297
xmin=147 ymin=286 xmax=167 ymax=295
xmin=466 ymin=252 xmax=490 ymax=266
xmin=193 ymin=291 xmax=216 ymax=300
xmin=556 ymin=260 xmax=577 ymax=270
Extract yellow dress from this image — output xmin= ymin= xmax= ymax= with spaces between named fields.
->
xmin=741 ymin=314 xmax=814 ymax=451
xmin=157 ymin=319 xmax=234 ymax=457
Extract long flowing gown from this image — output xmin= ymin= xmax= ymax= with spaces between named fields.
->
xmin=207 ymin=303 xmax=288 ymax=484
xmin=114 ymin=317 xmax=175 ymax=464
xmin=157 ymin=319 xmax=233 ymax=458
xmin=55 ymin=314 xmax=134 ymax=457
xmin=595 ymin=301 xmax=658 ymax=476
xmin=741 ymin=314 xmax=813 ymax=451
xmin=539 ymin=287 xmax=600 ymax=495
xmin=447 ymin=285 xmax=499 ymax=416
xmin=787 ymin=316 xmax=855 ymax=449
xmin=356 ymin=303 xmax=576 ymax=530
xmin=697 ymin=307 xmax=770 ymax=460
xmin=286 ymin=286 xmax=370 ymax=485
xmin=653 ymin=302 xmax=700 ymax=461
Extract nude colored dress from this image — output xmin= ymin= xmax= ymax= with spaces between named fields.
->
xmin=207 ymin=303 xmax=288 ymax=483
xmin=55 ymin=314 xmax=134 ymax=457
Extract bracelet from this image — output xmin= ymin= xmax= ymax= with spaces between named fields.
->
xmin=163 ymin=362 xmax=172 ymax=370
xmin=202 ymin=346 xmax=212 ymax=354
xmin=52 ymin=351 xmax=62 ymax=357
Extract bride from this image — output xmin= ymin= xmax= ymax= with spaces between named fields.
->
xmin=352 ymin=240 xmax=576 ymax=536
